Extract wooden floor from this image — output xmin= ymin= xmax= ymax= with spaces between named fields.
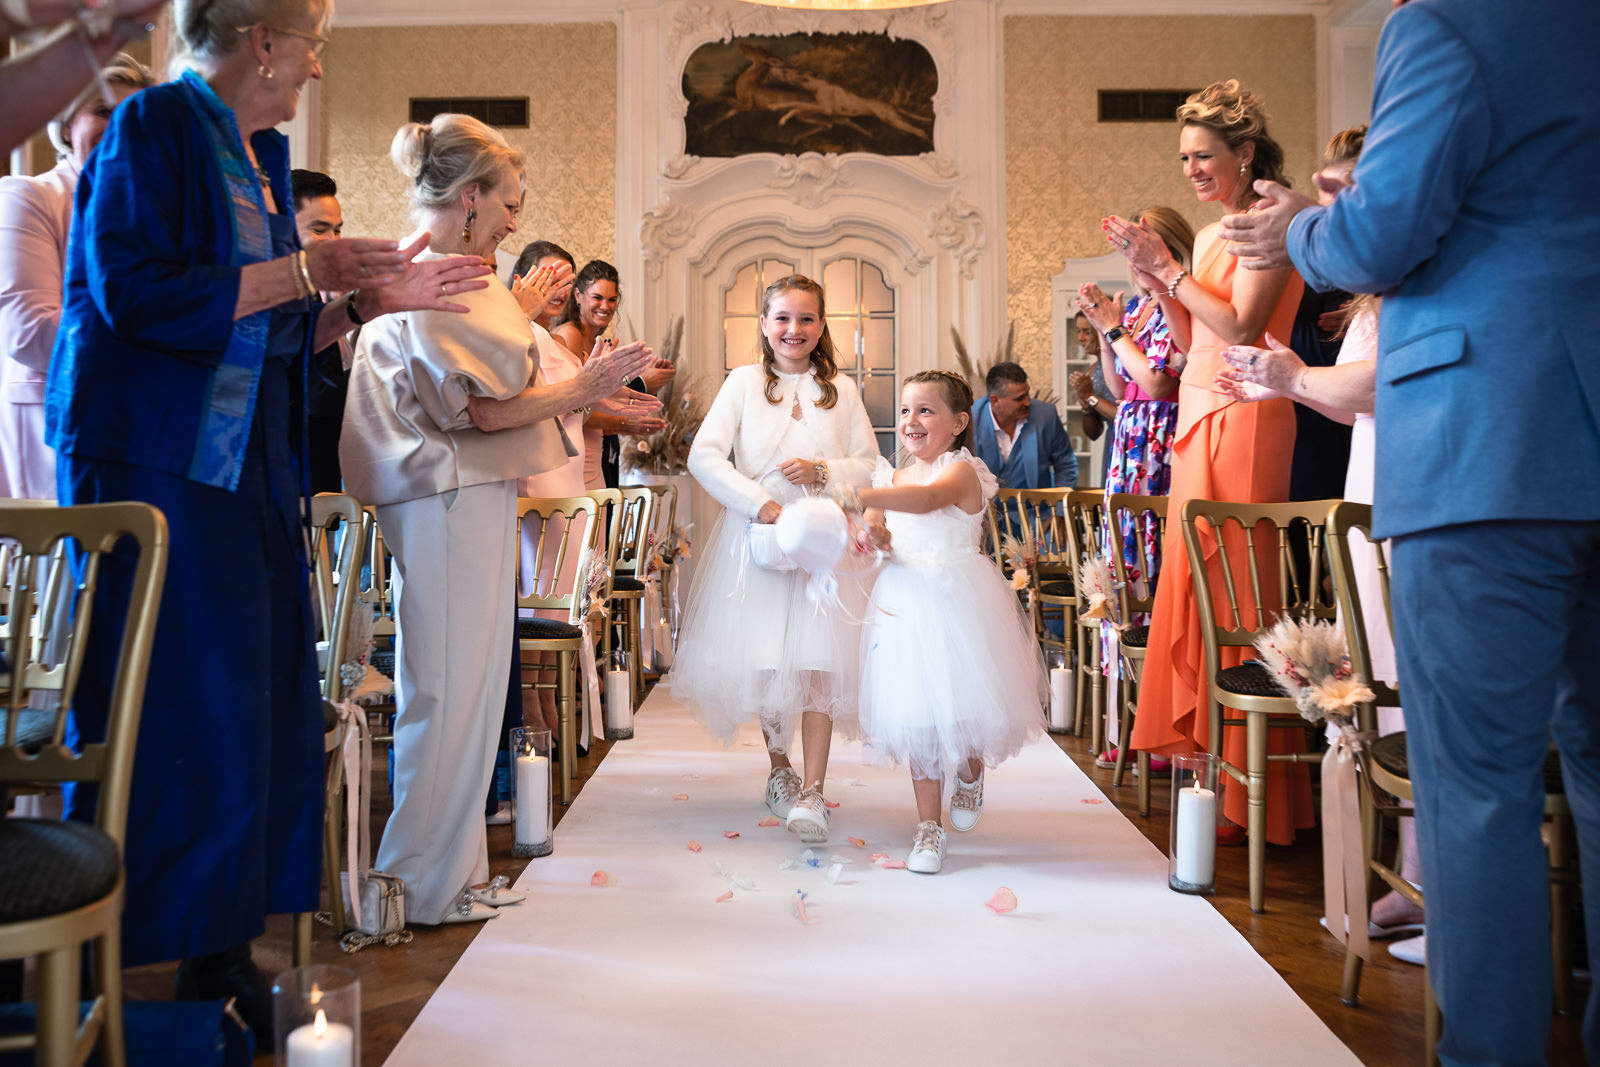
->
xmin=121 ymin=686 xmax=1588 ymax=1066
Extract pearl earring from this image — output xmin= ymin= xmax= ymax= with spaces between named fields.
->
xmin=461 ymin=208 xmax=476 ymax=245
xmin=1239 ymin=162 xmax=1247 ymax=176
xmin=258 ymin=64 xmax=274 ymax=79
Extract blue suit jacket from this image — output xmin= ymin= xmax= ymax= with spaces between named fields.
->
xmin=1287 ymin=0 xmax=1600 ymax=540
xmin=970 ymin=396 xmax=1078 ymax=491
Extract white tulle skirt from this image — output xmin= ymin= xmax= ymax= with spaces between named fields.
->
xmin=669 ymin=508 xmax=869 ymax=751
xmin=860 ymin=551 xmax=1046 ymax=779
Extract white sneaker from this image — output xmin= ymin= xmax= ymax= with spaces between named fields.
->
xmin=786 ymin=783 xmax=829 ymax=843
xmin=907 ymin=820 xmax=945 ymax=874
xmin=765 ymin=767 xmax=803 ymax=820
xmin=950 ymin=770 xmax=984 ymax=832
xmin=1388 ymin=933 xmax=1426 ymax=967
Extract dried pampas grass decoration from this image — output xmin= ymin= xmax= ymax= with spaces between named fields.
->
xmin=622 ymin=317 xmax=706 ymax=476
xmin=1252 ymin=617 xmax=1374 ymax=725
xmin=1076 ymin=551 xmax=1124 ymax=629
xmin=950 ymin=322 xmax=1061 ymax=406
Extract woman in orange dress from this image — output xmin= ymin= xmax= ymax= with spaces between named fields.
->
xmin=1104 ymin=80 xmax=1314 ymax=844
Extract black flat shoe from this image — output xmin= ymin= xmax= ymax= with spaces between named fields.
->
xmin=175 ymin=941 xmax=274 ymax=1048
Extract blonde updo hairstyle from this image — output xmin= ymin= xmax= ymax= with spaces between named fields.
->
xmin=1129 ymin=205 xmax=1196 ymax=294
xmin=1176 ymin=79 xmax=1290 ymax=202
xmin=390 ymin=114 xmax=524 ymax=226
xmin=175 ymin=0 xmax=330 ymax=62
xmin=51 ymin=52 xmax=156 ymax=155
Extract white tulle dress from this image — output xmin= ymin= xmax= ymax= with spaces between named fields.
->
xmin=859 ymin=449 xmax=1047 ymax=778
xmin=671 ymin=373 xmax=876 ymax=750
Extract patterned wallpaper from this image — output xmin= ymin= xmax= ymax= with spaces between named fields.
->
xmin=1004 ymin=15 xmax=1317 ymax=386
xmin=320 ymin=23 xmax=617 ymax=268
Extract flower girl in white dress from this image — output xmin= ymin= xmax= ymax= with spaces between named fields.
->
xmin=850 ymin=371 xmax=1046 ymax=873
xmin=674 ymin=275 xmax=879 ymax=843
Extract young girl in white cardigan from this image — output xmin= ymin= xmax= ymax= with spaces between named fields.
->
xmin=675 ymin=275 xmax=878 ymax=843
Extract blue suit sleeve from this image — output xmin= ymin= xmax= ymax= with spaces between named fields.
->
xmin=1045 ymin=409 xmax=1077 ymax=488
xmin=78 ymin=93 xmax=242 ymax=362
xmin=1287 ymin=5 xmax=1491 ymax=295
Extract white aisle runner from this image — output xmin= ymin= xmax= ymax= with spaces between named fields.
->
xmin=389 ymin=689 xmax=1360 ymax=1066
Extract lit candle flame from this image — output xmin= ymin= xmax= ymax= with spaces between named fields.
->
xmin=313 ymin=1008 xmax=328 ymax=1038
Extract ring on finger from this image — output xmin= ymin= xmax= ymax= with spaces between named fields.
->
xmin=440 ymin=283 xmax=449 ymax=296
xmin=359 ymin=264 xmax=370 ymax=279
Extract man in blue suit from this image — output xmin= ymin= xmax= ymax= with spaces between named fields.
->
xmin=1221 ymin=2 xmax=1600 ymax=1062
xmin=971 ymin=362 xmax=1078 ymax=499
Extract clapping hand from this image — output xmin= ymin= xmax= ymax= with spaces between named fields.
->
xmin=1215 ymin=332 xmax=1303 ymax=401
xmin=639 ymin=358 xmax=677 ymax=393
xmin=1075 ymin=283 xmax=1123 ymax=333
xmin=362 ymin=233 xmax=493 ymax=316
xmin=1102 ymin=215 xmax=1176 ymax=278
xmin=1217 ymin=181 xmax=1317 ymax=271
xmin=510 ymin=260 xmax=575 ymax=320
xmin=593 ymin=390 xmax=664 ymax=434
xmin=1068 ymin=371 xmax=1096 ymax=406
xmin=576 ymin=339 xmax=655 ymax=401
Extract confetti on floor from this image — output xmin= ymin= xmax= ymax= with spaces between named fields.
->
xmin=824 ymin=801 xmax=840 ymax=809
xmin=590 ymin=871 xmax=617 ymax=887
xmin=848 ymin=837 xmax=866 ymax=848
xmin=985 ymin=887 xmax=1019 ymax=914
xmin=715 ymin=891 xmax=733 ymax=903
xmin=723 ymin=831 xmax=741 ymax=839
xmin=1079 ymin=798 xmax=1104 ymax=805
xmin=879 ymin=860 xmax=907 ymax=870
xmin=757 ymin=816 xmax=780 ymax=827
xmin=686 ymin=841 xmax=702 ymax=853
xmin=674 ymin=794 xmax=689 ymax=801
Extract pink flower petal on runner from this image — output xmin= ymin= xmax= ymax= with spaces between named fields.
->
xmin=590 ymin=871 xmax=617 ymax=887
xmin=879 ymin=860 xmax=907 ymax=870
xmin=1079 ymin=798 xmax=1104 ymax=805
xmin=723 ymin=831 xmax=741 ymax=839
xmin=985 ymin=887 xmax=1019 ymax=914
xmin=757 ymin=816 xmax=780 ymax=827
xmin=674 ymin=794 xmax=689 ymax=801
xmin=869 ymin=853 xmax=889 ymax=863
xmin=848 ymin=837 xmax=866 ymax=848
xmin=716 ymin=891 xmax=733 ymax=903
xmin=824 ymin=801 xmax=840 ymax=809
xmin=686 ymin=841 xmax=702 ymax=853
xmin=792 ymin=890 xmax=812 ymax=924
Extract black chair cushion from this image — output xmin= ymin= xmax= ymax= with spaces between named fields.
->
xmin=1039 ymin=580 xmax=1073 ymax=598
xmin=611 ymin=576 xmax=645 ymax=593
xmin=0 ymin=709 xmax=56 ymax=754
xmin=1216 ymin=661 xmax=1290 ymax=699
xmin=518 ymin=617 xmax=583 ymax=641
xmin=1369 ymin=732 xmax=1565 ymax=796
xmin=0 ymin=819 xmax=120 ymax=923
xmin=1119 ymin=625 xmax=1150 ymax=649
xmin=369 ymin=648 xmax=395 ymax=680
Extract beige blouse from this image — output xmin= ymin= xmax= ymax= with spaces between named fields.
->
xmin=340 ymin=254 xmax=575 ymax=507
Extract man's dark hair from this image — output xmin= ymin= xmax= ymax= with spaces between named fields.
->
xmin=290 ymin=169 xmax=338 ymax=213
xmin=511 ymin=240 xmax=576 ymax=280
xmin=986 ymin=361 xmax=1029 ymax=397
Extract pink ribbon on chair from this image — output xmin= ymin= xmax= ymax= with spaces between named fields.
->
xmin=331 ymin=700 xmax=373 ymax=931
xmin=1322 ymin=723 xmax=1377 ymax=961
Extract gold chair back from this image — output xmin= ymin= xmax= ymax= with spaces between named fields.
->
xmin=1012 ymin=488 xmax=1074 ymax=577
xmin=1324 ymin=501 xmax=1399 ymax=735
xmin=613 ymin=485 xmax=655 ymax=578
xmin=1105 ymin=492 xmax=1168 ymax=619
xmin=516 ymin=495 xmax=603 ymax=616
xmin=309 ymin=493 xmax=364 ymax=705
xmin=0 ymin=501 xmax=168 ymax=843
xmin=587 ymin=488 xmax=623 ymax=600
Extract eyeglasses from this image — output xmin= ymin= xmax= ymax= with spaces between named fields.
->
xmin=238 ymin=23 xmax=331 ymax=59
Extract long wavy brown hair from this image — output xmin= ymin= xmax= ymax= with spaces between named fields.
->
xmin=758 ymin=274 xmax=840 ymax=410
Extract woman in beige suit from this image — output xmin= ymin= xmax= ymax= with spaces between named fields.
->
xmin=340 ymin=114 xmax=656 ymax=923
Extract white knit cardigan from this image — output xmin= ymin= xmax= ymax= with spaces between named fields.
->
xmin=688 ymin=363 xmax=879 ymax=520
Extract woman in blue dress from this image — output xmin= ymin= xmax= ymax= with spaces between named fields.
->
xmin=46 ymin=0 xmax=491 ymax=1040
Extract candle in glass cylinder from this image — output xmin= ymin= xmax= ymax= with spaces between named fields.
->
xmin=605 ymin=669 xmax=632 ymax=733
xmin=514 ymin=752 xmax=550 ymax=847
xmin=654 ymin=619 xmax=674 ymax=669
xmin=287 ymin=1008 xmax=353 ymax=1067
xmin=1173 ymin=781 xmax=1217 ymax=887
xmin=1048 ymin=667 xmax=1074 ymax=731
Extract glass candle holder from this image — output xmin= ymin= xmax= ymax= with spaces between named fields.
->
xmin=273 ymin=964 xmax=358 ymax=1067
xmin=1045 ymin=647 xmax=1074 ymax=734
xmin=604 ymin=647 xmax=633 ymax=740
xmin=653 ymin=613 xmax=675 ymax=671
xmin=1168 ymin=752 xmax=1221 ymax=894
xmin=510 ymin=726 xmax=553 ymax=858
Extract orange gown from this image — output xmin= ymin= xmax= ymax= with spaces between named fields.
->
xmin=1127 ymin=225 xmax=1316 ymax=844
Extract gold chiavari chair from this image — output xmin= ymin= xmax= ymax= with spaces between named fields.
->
xmin=642 ymin=482 xmax=678 ymax=672
xmin=517 ymin=495 xmax=603 ymax=805
xmin=606 ymin=486 xmax=655 ymax=708
xmin=1180 ymin=497 xmax=1342 ymax=913
xmin=0 ymin=502 xmax=167 ymax=1067
xmin=1063 ymin=489 xmax=1110 ymax=755
xmin=1105 ymin=492 xmax=1167 ymax=816
xmin=985 ymin=489 xmax=1016 ymax=574
xmin=1012 ymin=488 xmax=1074 ymax=661
xmin=296 ymin=494 xmax=365 ymax=953
xmin=355 ymin=507 xmax=398 ymax=748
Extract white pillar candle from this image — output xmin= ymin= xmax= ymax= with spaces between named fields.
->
xmin=640 ymin=605 xmax=657 ymax=665
xmin=605 ymin=669 xmax=632 ymax=733
xmin=287 ymin=1009 xmax=353 ymax=1067
xmin=654 ymin=620 xmax=674 ymax=669
xmin=1048 ymin=667 xmax=1074 ymax=731
xmin=1174 ymin=783 xmax=1217 ymax=887
xmin=514 ymin=753 xmax=550 ymax=847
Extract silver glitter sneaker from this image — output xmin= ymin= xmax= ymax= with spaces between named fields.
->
xmin=786 ymin=783 xmax=829 ymax=843
xmin=949 ymin=770 xmax=984 ymax=832
xmin=765 ymin=766 xmax=803 ymax=821
xmin=907 ymin=820 xmax=946 ymax=874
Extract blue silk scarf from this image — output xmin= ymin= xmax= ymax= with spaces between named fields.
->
xmin=178 ymin=69 xmax=271 ymax=490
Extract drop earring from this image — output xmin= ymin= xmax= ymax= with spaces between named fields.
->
xmin=258 ymin=64 xmax=274 ymax=79
xmin=1239 ymin=162 xmax=1247 ymax=176
xmin=461 ymin=208 xmax=476 ymax=245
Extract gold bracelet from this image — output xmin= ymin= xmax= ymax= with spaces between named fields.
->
xmin=813 ymin=460 xmax=829 ymax=488
xmin=294 ymin=250 xmax=318 ymax=298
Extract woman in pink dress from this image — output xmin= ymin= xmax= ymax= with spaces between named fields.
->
xmin=0 ymin=53 xmax=153 ymax=499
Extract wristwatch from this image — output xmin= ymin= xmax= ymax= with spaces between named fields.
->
xmin=345 ymin=294 xmax=368 ymax=326
xmin=1105 ymin=326 xmax=1127 ymax=344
